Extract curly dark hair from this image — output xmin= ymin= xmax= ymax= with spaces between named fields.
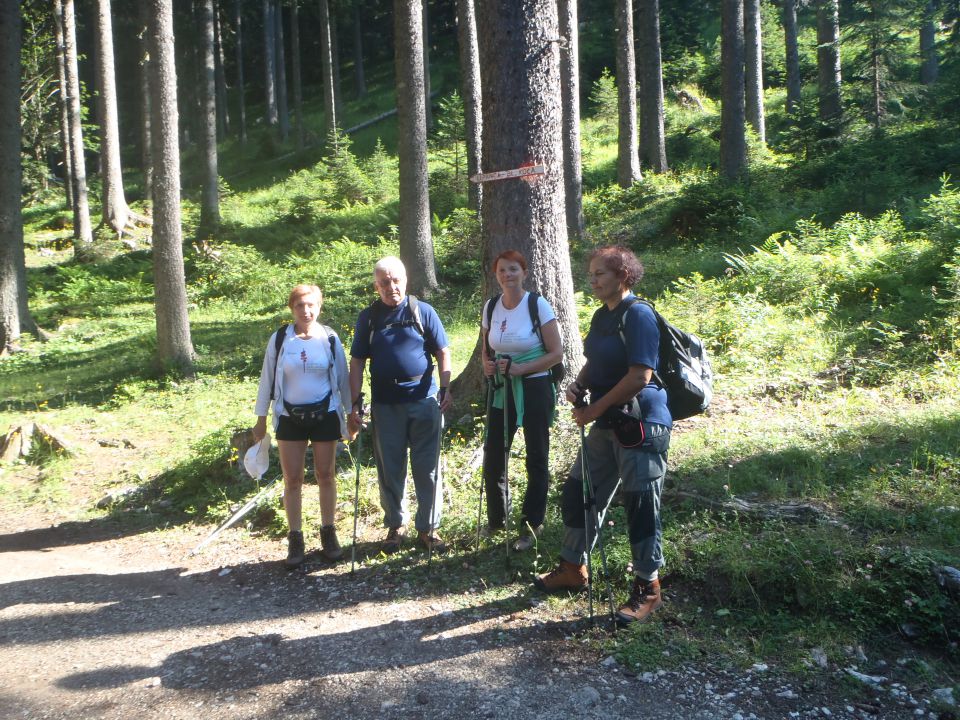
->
xmin=588 ymin=245 xmax=645 ymax=287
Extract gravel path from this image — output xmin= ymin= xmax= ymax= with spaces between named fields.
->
xmin=0 ymin=513 xmax=946 ymax=720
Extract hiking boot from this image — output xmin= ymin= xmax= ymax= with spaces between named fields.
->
xmin=511 ymin=524 xmax=544 ymax=553
xmin=285 ymin=530 xmax=305 ymax=569
xmin=320 ymin=525 xmax=343 ymax=561
xmin=479 ymin=524 xmax=504 ymax=539
xmin=418 ymin=530 xmax=448 ymax=554
xmin=616 ymin=577 xmax=662 ymax=624
xmin=382 ymin=526 xmax=406 ymax=554
xmin=533 ymin=559 xmax=588 ymax=593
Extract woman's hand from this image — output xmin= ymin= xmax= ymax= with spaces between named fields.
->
xmin=482 ymin=356 xmax=496 ymax=378
xmin=252 ymin=417 xmax=267 ymax=443
xmin=565 ymin=381 xmax=585 ymax=406
xmin=495 ymin=356 xmax=517 ymax=377
xmin=571 ymin=403 xmax=601 ymax=427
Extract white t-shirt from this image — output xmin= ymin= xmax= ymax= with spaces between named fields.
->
xmin=482 ymin=292 xmax=558 ymax=378
xmin=281 ymin=335 xmax=333 ymax=405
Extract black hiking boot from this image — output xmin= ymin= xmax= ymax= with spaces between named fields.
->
xmin=285 ymin=530 xmax=305 ymax=569
xmin=320 ymin=525 xmax=343 ymax=561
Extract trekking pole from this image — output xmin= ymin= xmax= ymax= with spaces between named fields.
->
xmin=501 ymin=355 xmax=513 ymax=571
xmin=475 ymin=375 xmax=493 ymax=555
xmin=190 ymin=473 xmax=283 ymax=555
xmin=350 ymin=393 xmax=365 ymax=574
xmin=427 ymin=402 xmax=445 ymax=571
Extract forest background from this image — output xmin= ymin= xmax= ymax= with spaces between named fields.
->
xmin=1 ymin=0 xmax=960 ymax=692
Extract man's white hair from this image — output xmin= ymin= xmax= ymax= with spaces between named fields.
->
xmin=374 ymin=255 xmax=407 ymax=279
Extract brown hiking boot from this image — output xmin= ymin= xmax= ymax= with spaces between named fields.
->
xmin=382 ymin=526 xmax=406 ymax=554
xmin=285 ymin=530 xmax=305 ymax=569
xmin=616 ymin=577 xmax=662 ymax=624
xmin=320 ymin=525 xmax=343 ymax=561
xmin=418 ymin=530 xmax=448 ymax=553
xmin=533 ymin=559 xmax=588 ymax=593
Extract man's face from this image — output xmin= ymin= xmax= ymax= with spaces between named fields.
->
xmin=375 ymin=268 xmax=407 ymax=307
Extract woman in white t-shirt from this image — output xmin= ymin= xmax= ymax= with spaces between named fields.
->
xmin=480 ymin=250 xmax=563 ymax=551
xmin=253 ymin=284 xmax=352 ymax=569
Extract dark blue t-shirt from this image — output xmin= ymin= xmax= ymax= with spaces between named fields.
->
xmin=582 ymin=295 xmax=672 ymax=428
xmin=350 ymin=297 xmax=449 ymax=404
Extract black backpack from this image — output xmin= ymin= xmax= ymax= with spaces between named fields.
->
xmin=485 ymin=292 xmax=566 ymax=389
xmin=614 ymin=298 xmax=713 ymax=421
xmin=367 ymin=295 xmax=424 ymax=344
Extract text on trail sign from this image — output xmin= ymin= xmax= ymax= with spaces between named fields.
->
xmin=469 ymin=164 xmax=546 ymax=184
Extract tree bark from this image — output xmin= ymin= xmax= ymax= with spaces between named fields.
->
xmin=319 ymin=0 xmax=338 ymax=138
xmin=262 ymin=0 xmax=278 ymax=127
xmin=199 ymin=0 xmax=220 ymax=237
xmin=558 ymin=0 xmax=584 ymax=236
xmin=234 ymin=0 xmax=247 ymax=143
xmin=636 ymin=0 xmax=668 ymax=173
xmin=331 ymin=8 xmax=343 ymax=119
xmin=52 ymin=1 xmax=74 ymax=210
xmin=423 ymin=0 xmax=433 ymax=131
xmin=816 ymin=0 xmax=842 ymax=124
xmin=214 ymin=0 xmax=230 ymax=138
xmin=744 ymin=0 xmax=765 ymax=144
xmin=456 ymin=0 xmax=482 ymax=212
xmin=96 ymin=0 xmax=138 ymax=235
xmin=138 ymin=1 xmax=154 ymax=207
xmin=615 ymin=0 xmax=641 ymax=188
xmin=290 ymin=0 xmax=304 ymax=149
xmin=0 ymin=0 xmax=28 ymax=350
xmin=274 ymin=0 xmax=289 ymax=141
xmin=352 ymin=0 xmax=366 ymax=98
xmin=465 ymin=0 xmax=584 ymax=402
xmin=720 ymin=0 xmax=747 ymax=180
xmin=62 ymin=0 xmax=93 ymax=253
xmin=782 ymin=0 xmax=801 ymax=116
xmin=147 ymin=0 xmax=196 ymax=373
xmin=920 ymin=0 xmax=938 ymax=85
xmin=394 ymin=0 xmax=438 ymax=296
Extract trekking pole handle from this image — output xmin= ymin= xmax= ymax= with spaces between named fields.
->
xmin=570 ymin=381 xmax=588 ymax=408
xmin=352 ymin=392 xmax=366 ymax=421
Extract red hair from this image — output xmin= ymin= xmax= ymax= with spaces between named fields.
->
xmin=491 ymin=249 xmax=528 ymax=274
xmin=287 ymin=284 xmax=322 ymax=308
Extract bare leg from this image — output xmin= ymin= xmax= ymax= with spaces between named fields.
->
xmin=278 ymin=439 xmax=307 ymax=531
xmin=312 ymin=439 xmax=338 ymax=525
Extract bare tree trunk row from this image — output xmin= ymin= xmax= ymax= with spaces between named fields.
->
xmin=61 ymin=0 xmax=93 ymax=253
xmin=720 ymin=0 xmax=747 ymax=180
xmin=636 ymin=0 xmax=668 ymax=173
xmin=616 ymin=0 xmax=641 ymax=188
xmin=744 ymin=0 xmax=765 ymax=144
xmin=456 ymin=0 xmax=482 ymax=213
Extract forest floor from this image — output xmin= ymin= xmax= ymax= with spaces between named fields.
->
xmin=0 ymin=465 xmax=946 ymax=720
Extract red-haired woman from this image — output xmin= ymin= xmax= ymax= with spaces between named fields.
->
xmin=253 ymin=284 xmax=352 ymax=569
xmin=534 ymin=245 xmax=672 ymax=624
xmin=480 ymin=250 xmax=563 ymax=551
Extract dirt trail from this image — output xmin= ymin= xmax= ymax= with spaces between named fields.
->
xmin=0 ymin=509 xmax=937 ymax=719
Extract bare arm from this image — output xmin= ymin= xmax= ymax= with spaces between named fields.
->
xmin=435 ymin=346 xmax=453 ymax=411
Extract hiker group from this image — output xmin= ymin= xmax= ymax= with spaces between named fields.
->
xmin=252 ymin=244 xmax=713 ymax=625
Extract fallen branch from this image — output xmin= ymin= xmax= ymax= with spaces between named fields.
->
xmin=670 ymin=490 xmax=826 ymax=522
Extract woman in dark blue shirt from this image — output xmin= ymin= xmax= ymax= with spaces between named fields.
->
xmin=534 ymin=245 xmax=672 ymax=624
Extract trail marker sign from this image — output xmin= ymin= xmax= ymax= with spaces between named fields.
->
xmin=469 ymin=163 xmax=546 ymax=184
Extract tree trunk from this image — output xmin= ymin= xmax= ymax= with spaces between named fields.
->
xmin=871 ymin=36 xmax=882 ymax=130
xmin=199 ymin=0 xmax=220 ymax=237
xmin=290 ymin=0 xmax=304 ymax=149
xmin=782 ymin=0 xmax=801 ymax=116
xmin=423 ymin=0 xmax=433 ymax=131
xmin=615 ymin=0 xmax=641 ymax=188
xmin=214 ymin=0 xmax=230 ymax=138
xmin=262 ymin=0 xmax=278 ymax=127
xmin=394 ymin=0 xmax=438 ymax=297
xmin=275 ymin=0 xmax=289 ymax=141
xmin=352 ymin=0 xmax=366 ymax=98
xmin=558 ymin=0 xmax=584 ymax=236
xmin=234 ymin=0 xmax=247 ymax=143
xmin=466 ymin=0 xmax=584 ymax=402
xmin=147 ymin=0 xmax=196 ymax=373
xmin=920 ymin=0 xmax=938 ymax=85
xmin=456 ymin=0 xmax=482 ymax=212
xmin=0 ymin=0 xmax=30 ymax=350
xmin=319 ymin=0 xmax=338 ymax=138
xmin=331 ymin=8 xmax=343 ymax=119
xmin=816 ymin=0 xmax=842 ymax=124
xmin=720 ymin=0 xmax=747 ymax=180
xmin=52 ymin=1 xmax=74 ymax=210
xmin=744 ymin=0 xmax=765 ymax=144
xmin=138 ymin=1 xmax=154 ymax=207
xmin=96 ymin=0 xmax=138 ymax=236
xmin=62 ymin=0 xmax=93 ymax=253
xmin=636 ymin=0 xmax=668 ymax=173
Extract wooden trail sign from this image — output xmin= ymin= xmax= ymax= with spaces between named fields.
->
xmin=469 ymin=163 xmax=546 ymax=184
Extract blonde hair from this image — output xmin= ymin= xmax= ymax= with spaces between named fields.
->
xmin=287 ymin=284 xmax=323 ymax=309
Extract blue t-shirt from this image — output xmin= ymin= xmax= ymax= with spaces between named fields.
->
xmin=350 ymin=297 xmax=449 ymax=404
xmin=582 ymin=295 xmax=672 ymax=428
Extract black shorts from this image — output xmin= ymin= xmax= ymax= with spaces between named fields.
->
xmin=276 ymin=411 xmax=341 ymax=442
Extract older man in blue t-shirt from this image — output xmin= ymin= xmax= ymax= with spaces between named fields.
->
xmin=348 ymin=256 xmax=454 ymax=555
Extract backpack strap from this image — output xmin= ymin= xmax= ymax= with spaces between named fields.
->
xmin=269 ymin=323 xmax=289 ymax=401
xmin=528 ymin=291 xmax=544 ymax=346
xmin=483 ymin=293 xmax=501 ymax=359
xmin=368 ymin=296 xmax=425 ymax=345
xmin=616 ymin=297 xmax=664 ymax=387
